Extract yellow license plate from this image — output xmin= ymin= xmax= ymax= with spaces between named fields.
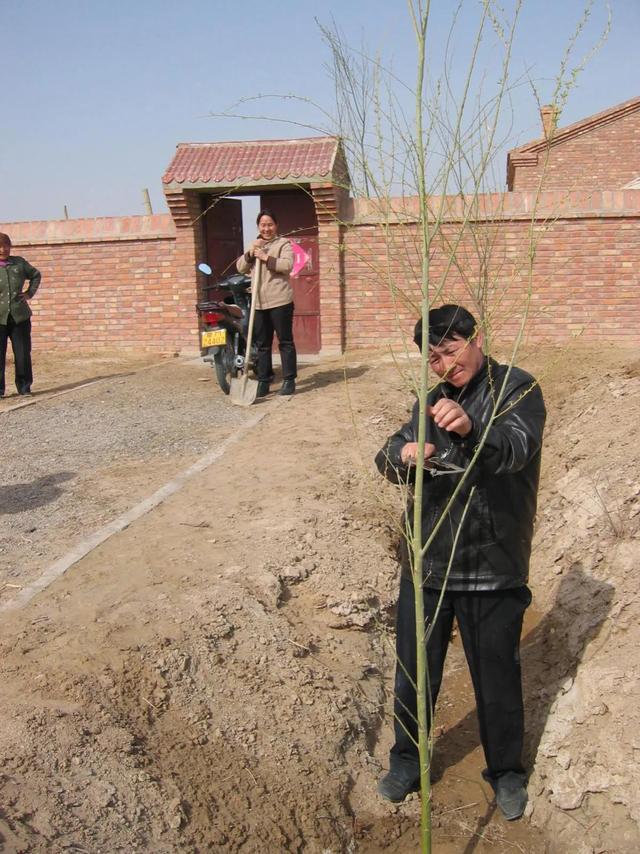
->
xmin=201 ymin=329 xmax=226 ymax=347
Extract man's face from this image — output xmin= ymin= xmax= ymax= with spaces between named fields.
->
xmin=428 ymin=333 xmax=484 ymax=388
xmin=0 ymin=241 xmax=10 ymax=261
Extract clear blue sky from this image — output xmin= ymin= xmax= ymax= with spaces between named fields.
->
xmin=1 ymin=0 xmax=637 ymax=223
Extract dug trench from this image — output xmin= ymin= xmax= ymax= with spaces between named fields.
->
xmin=0 ymin=346 xmax=638 ymax=853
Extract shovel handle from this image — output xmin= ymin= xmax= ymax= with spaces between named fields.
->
xmin=243 ymin=258 xmax=261 ymax=378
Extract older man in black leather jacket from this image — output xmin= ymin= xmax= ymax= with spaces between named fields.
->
xmin=375 ymin=304 xmax=546 ymax=820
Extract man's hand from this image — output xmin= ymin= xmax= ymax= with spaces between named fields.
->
xmin=428 ymin=400 xmax=472 ymax=437
xmin=18 ymin=292 xmax=31 ymax=302
xmin=401 ymin=441 xmax=436 ymax=464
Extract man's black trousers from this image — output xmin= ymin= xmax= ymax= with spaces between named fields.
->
xmin=391 ymin=576 xmax=531 ymax=780
xmin=0 ymin=317 xmax=32 ymax=396
xmin=253 ymin=302 xmax=297 ymax=382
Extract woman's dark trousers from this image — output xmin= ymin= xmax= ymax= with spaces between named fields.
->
xmin=253 ymin=302 xmax=297 ymax=382
xmin=0 ymin=317 xmax=33 ymax=395
xmin=391 ymin=576 xmax=531 ymax=782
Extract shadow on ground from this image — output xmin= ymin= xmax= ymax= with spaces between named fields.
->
xmin=295 ymin=365 xmax=371 ymax=394
xmin=0 ymin=472 xmax=75 ymax=514
xmin=422 ymin=565 xmax=615 ymax=853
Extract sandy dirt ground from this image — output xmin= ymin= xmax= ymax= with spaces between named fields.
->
xmin=0 ymin=344 xmax=638 ymax=853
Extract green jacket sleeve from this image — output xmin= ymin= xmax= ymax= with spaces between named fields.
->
xmin=24 ymin=258 xmax=41 ymax=298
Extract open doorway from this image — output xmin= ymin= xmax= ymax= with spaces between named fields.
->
xmin=237 ymin=195 xmax=260 ymax=248
xmin=202 ymin=190 xmax=321 ymax=354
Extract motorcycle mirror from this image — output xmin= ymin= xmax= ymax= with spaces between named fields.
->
xmin=197 ymin=262 xmax=212 ymax=276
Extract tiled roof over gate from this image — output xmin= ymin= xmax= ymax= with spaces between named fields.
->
xmin=162 ymin=136 xmax=342 ymax=187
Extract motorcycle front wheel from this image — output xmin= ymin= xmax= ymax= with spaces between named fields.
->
xmin=212 ymin=337 xmax=240 ymax=395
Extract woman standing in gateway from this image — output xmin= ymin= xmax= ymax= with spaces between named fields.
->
xmin=236 ymin=209 xmax=297 ymax=397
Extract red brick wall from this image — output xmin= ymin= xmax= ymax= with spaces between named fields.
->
xmin=311 ymin=182 xmax=347 ymax=354
xmin=0 ymin=216 xmax=201 ymax=353
xmin=510 ymin=107 xmax=640 ymax=192
xmin=343 ymin=190 xmax=640 ymax=347
xmin=3 ymin=189 xmax=639 ymax=354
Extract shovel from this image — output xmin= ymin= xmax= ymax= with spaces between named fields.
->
xmin=230 ymin=257 xmax=261 ymax=406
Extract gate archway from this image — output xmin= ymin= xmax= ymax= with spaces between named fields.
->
xmin=162 ymin=136 xmax=350 ymax=355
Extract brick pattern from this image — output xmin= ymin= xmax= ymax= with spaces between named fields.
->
xmin=510 ymin=107 xmax=640 ymax=192
xmin=164 ymin=189 xmax=206 ymax=348
xmin=0 ymin=215 xmax=174 ymax=245
xmin=343 ymin=194 xmax=640 ymax=347
xmin=0 ymin=215 xmax=196 ymax=353
xmin=2 ymin=189 xmax=639 ymax=354
xmin=348 ymin=190 xmax=640 ymax=221
xmin=310 ymin=183 xmax=347 ymax=353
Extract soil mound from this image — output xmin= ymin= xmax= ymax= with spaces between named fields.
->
xmin=0 ymin=347 xmax=638 ymax=853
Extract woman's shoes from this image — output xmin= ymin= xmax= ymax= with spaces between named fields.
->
xmin=257 ymin=379 xmax=295 ymax=397
xmin=279 ymin=379 xmax=295 ymax=396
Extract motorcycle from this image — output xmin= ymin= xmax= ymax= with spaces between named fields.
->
xmin=196 ymin=263 xmax=257 ymax=395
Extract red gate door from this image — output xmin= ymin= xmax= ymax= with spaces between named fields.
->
xmin=205 ymin=196 xmax=244 ymax=280
xmin=260 ymin=191 xmax=320 ymax=354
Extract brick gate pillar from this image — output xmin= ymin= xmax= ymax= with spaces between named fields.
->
xmin=164 ymin=188 xmax=206 ymax=353
xmin=311 ymin=182 xmax=348 ymax=355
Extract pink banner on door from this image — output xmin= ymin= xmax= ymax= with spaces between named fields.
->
xmin=290 ymin=241 xmax=310 ymax=278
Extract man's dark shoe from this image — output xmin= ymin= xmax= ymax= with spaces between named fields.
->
xmin=486 ymin=771 xmax=528 ymax=821
xmin=256 ymin=381 xmax=270 ymax=398
xmin=279 ymin=379 xmax=295 ymax=396
xmin=377 ymin=767 xmax=420 ymax=803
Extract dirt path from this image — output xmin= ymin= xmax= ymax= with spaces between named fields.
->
xmin=0 ymin=355 xmax=252 ymax=599
xmin=1 ymin=346 xmax=638 ymax=852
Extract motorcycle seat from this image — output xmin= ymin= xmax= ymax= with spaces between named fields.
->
xmin=220 ymin=274 xmax=251 ymax=290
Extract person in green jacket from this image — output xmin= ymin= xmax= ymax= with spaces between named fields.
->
xmin=0 ymin=232 xmax=41 ymax=397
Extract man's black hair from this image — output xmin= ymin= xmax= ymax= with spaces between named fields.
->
xmin=413 ymin=304 xmax=477 ymax=350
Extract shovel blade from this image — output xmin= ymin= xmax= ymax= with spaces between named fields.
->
xmin=229 ymin=375 xmax=258 ymax=407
